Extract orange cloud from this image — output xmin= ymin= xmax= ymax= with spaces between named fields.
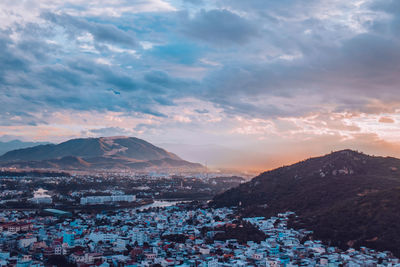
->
xmin=379 ymin=117 xmax=395 ymax=123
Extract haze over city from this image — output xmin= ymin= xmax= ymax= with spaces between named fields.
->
xmin=1 ymin=0 xmax=400 ymax=171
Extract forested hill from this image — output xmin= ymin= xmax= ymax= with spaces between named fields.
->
xmin=211 ymin=150 xmax=400 ymax=256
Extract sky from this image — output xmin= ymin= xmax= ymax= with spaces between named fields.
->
xmin=1 ymin=0 xmax=400 ymax=172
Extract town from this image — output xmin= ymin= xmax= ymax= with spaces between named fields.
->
xmin=0 ymin=201 xmax=398 ymax=266
xmin=0 ymin=171 xmax=245 ymax=211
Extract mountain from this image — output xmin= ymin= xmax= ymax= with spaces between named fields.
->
xmin=0 ymin=140 xmax=50 ymax=156
xmin=211 ymin=150 xmax=400 ymax=256
xmin=0 ymin=136 xmax=204 ymax=171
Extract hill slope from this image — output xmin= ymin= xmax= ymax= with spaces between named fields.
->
xmin=0 ymin=136 xmax=203 ymax=171
xmin=211 ymin=150 xmax=400 ymax=256
xmin=0 ymin=140 xmax=50 ymax=156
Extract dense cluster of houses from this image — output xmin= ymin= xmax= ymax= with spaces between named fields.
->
xmin=0 ymin=205 xmax=398 ymax=266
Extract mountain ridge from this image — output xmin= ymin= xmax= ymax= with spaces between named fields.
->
xmin=0 ymin=140 xmax=51 ymax=156
xmin=0 ymin=136 xmax=203 ymax=171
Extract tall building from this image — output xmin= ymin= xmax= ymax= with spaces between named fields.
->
xmin=63 ymin=231 xmax=75 ymax=247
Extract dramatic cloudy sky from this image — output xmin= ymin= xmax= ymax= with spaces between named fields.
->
xmin=1 ymin=0 xmax=400 ymax=172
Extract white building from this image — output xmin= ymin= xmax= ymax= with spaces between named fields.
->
xmin=29 ymin=196 xmax=52 ymax=204
xmin=88 ymin=233 xmax=118 ymax=243
xmin=130 ymin=230 xmax=148 ymax=246
xmin=80 ymin=195 xmax=136 ymax=205
xmin=18 ymin=237 xmax=37 ymax=248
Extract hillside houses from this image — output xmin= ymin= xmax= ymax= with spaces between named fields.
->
xmin=0 ymin=206 xmax=398 ymax=266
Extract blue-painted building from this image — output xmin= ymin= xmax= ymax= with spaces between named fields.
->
xmin=63 ymin=231 xmax=75 ymax=247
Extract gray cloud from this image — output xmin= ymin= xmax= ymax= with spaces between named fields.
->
xmin=182 ymin=9 xmax=258 ymax=45
xmin=42 ymin=12 xmax=137 ymax=47
xmin=85 ymin=127 xmax=131 ymax=137
xmin=0 ymin=0 xmax=400 ymax=128
xmin=182 ymin=0 xmax=203 ymax=5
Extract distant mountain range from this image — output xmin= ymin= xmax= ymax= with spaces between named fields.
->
xmin=0 ymin=136 xmax=204 ymax=171
xmin=0 ymin=140 xmax=50 ymax=156
xmin=212 ymin=150 xmax=400 ymax=256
